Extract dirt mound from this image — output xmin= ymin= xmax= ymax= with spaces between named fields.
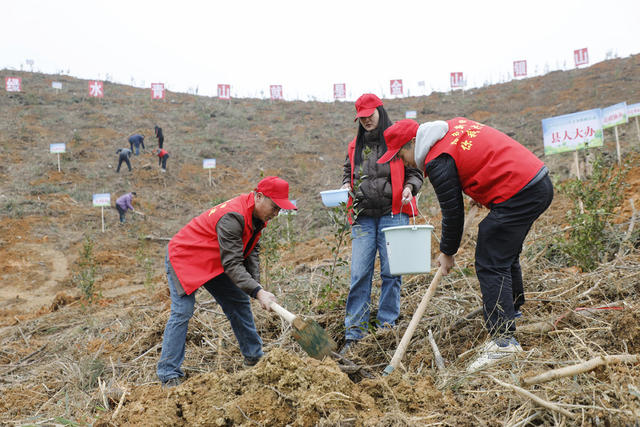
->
xmin=108 ymin=348 xmax=452 ymax=426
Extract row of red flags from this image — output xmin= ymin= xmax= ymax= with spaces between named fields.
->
xmin=4 ymin=49 xmax=590 ymax=100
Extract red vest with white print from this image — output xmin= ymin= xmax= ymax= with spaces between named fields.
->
xmin=168 ymin=193 xmax=261 ymax=295
xmin=347 ymin=137 xmax=418 ymax=222
xmin=424 ymin=118 xmax=544 ymax=206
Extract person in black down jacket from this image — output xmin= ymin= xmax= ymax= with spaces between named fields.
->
xmin=339 ymin=94 xmax=424 ymax=355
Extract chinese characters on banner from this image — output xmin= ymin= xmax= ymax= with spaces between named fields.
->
xmin=601 ymin=102 xmax=628 ymax=129
xmin=88 ymin=81 xmax=104 ymax=98
xmin=574 ymin=48 xmax=589 ymax=67
xmin=513 ymin=60 xmax=527 ymax=78
xmin=150 ymin=83 xmax=165 ymax=99
xmin=92 ymin=193 xmax=111 ymax=207
xmin=628 ymin=103 xmax=640 ymax=118
xmin=541 ymin=109 xmax=603 ymax=155
xmin=333 ymin=83 xmax=346 ymax=99
xmin=217 ymin=84 xmax=231 ymax=100
xmin=5 ymin=77 xmax=21 ymax=92
xmin=450 ymin=72 xmax=464 ymax=89
xmin=270 ymin=85 xmax=283 ymax=100
xmin=202 ymin=158 xmax=217 ymax=169
xmin=390 ymin=79 xmax=403 ymax=96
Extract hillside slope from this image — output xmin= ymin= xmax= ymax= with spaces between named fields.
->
xmin=1 ymin=55 xmax=639 ymax=426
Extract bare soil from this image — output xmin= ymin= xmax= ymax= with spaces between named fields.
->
xmin=1 ymin=55 xmax=640 ymax=426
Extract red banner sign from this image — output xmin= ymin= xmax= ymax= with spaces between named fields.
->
xmin=270 ymin=85 xmax=283 ymax=100
xmin=574 ymin=48 xmax=589 ymax=67
xmin=5 ymin=77 xmax=21 ymax=92
xmin=218 ymin=84 xmax=231 ymax=100
xmin=450 ymin=72 xmax=464 ymax=88
xmin=88 ymin=81 xmax=104 ymax=98
xmin=513 ymin=60 xmax=527 ymax=77
xmin=150 ymin=83 xmax=165 ymax=99
xmin=390 ymin=79 xmax=403 ymax=96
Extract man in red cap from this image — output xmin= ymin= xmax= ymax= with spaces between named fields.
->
xmin=157 ymin=176 xmax=297 ymax=386
xmin=340 ymin=93 xmax=423 ymax=354
xmin=378 ymin=118 xmax=553 ymax=372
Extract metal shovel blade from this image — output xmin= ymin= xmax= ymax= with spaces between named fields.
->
xmin=291 ymin=316 xmax=337 ymax=360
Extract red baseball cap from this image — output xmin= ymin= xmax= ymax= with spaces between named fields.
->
xmin=255 ymin=176 xmax=297 ymax=210
xmin=377 ymin=119 xmax=420 ymax=164
xmin=354 ymin=93 xmax=383 ymax=120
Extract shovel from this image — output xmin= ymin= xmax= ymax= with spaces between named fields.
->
xmin=383 ymin=204 xmax=479 ymax=375
xmin=270 ymin=302 xmax=337 ymax=360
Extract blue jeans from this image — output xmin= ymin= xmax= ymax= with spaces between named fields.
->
xmin=345 ymin=213 xmax=409 ymax=340
xmin=160 ymin=154 xmax=169 ymax=170
xmin=157 ymin=255 xmax=263 ymax=382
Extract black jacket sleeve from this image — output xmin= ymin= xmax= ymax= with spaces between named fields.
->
xmin=425 ymin=154 xmax=465 ymax=255
xmin=342 ymin=153 xmax=351 ymax=186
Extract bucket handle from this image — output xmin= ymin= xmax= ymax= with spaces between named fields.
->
xmin=408 ymin=199 xmax=417 ymax=229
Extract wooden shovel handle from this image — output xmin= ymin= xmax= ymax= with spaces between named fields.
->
xmin=385 ymin=268 xmax=444 ymax=373
xmin=383 ymin=204 xmax=479 ymax=375
xmin=269 ymin=302 xmax=296 ymax=324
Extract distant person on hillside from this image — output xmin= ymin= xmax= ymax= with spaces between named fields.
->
xmin=377 ymin=118 xmax=553 ymax=373
xmin=156 ymin=148 xmax=169 ymax=172
xmin=115 ymin=191 xmax=137 ymax=223
xmin=115 ymin=148 xmax=132 ymax=172
xmin=128 ymin=134 xmax=145 ymax=155
xmin=339 ymin=93 xmax=423 ymax=356
xmin=157 ymin=176 xmax=297 ymax=388
xmin=155 ymin=125 xmax=164 ymax=149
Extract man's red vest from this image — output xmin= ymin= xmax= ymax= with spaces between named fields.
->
xmin=425 ymin=118 xmax=544 ymax=206
xmin=158 ymin=149 xmax=168 ymax=157
xmin=168 ymin=193 xmax=262 ymax=295
xmin=347 ymin=138 xmax=418 ymax=221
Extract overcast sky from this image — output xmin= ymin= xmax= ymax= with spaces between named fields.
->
xmin=3 ymin=0 xmax=639 ymax=101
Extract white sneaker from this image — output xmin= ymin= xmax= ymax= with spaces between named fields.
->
xmin=467 ymin=337 xmax=523 ymax=373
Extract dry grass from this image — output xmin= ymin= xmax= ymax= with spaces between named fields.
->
xmin=1 ymin=56 xmax=640 ymax=425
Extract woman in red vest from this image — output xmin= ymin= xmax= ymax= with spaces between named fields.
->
xmin=157 ymin=176 xmax=297 ymax=387
xmin=339 ymin=94 xmax=424 ymax=354
xmin=377 ymin=118 xmax=553 ymax=373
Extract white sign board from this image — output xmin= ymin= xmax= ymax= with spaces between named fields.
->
xmin=203 ymin=158 xmax=217 ymax=169
xmin=279 ymin=199 xmax=297 ymax=216
xmin=602 ymin=102 xmax=628 ymax=129
xmin=92 ymin=193 xmax=111 ymax=207
xmin=52 ymin=82 xmax=62 ymax=90
xmin=50 ymin=143 xmax=66 ymax=153
xmin=628 ymin=103 xmax=640 ymax=118
xmin=333 ymin=83 xmax=346 ymax=99
xmin=541 ymin=109 xmax=603 ymax=155
xmin=405 ymin=110 xmax=417 ymax=119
